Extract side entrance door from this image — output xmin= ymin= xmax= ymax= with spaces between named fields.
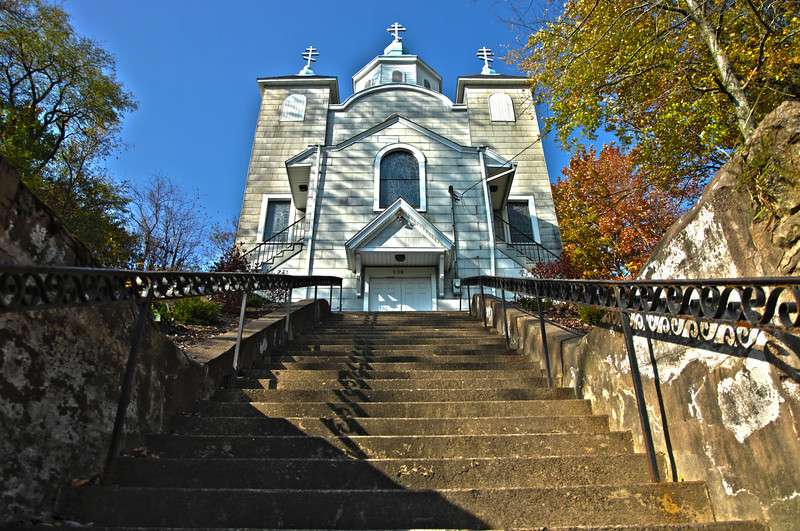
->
xmin=369 ymin=277 xmax=433 ymax=311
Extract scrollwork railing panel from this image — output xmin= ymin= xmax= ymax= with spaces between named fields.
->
xmin=463 ymin=275 xmax=800 ymax=381
xmin=0 ymin=266 xmax=342 ymax=314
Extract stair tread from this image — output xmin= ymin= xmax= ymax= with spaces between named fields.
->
xmin=51 ymin=311 xmax=759 ymax=530
xmin=59 ymin=482 xmax=715 ymax=528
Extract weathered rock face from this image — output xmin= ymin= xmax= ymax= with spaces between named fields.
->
xmin=640 ymin=100 xmax=800 ymax=279
xmin=569 ymin=101 xmax=800 ymax=530
xmin=0 ymin=161 xmax=207 ymax=525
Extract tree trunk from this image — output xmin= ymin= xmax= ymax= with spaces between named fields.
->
xmin=683 ymin=0 xmax=756 ymax=139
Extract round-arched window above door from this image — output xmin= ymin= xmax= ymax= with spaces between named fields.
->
xmin=373 ymin=144 xmax=427 ymax=211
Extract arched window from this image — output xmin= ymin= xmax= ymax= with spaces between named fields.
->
xmin=391 ymin=70 xmax=404 ymax=83
xmin=279 ymin=94 xmax=306 ymax=121
xmin=488 ymin=92 xmax=515 ymax=122
xmin=374 ymin=145 xmax=426 ymax=211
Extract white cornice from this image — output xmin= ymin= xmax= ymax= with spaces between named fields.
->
xmin=455 ymin=76 xmax=530 ymax=103
xmin=330 ymin=84 xmax=454 ymax=111
xmin=257 ymin=77 xmax=340 ymax=104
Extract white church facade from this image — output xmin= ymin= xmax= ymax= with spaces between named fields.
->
xmin=236 ymin=24 xmax=561 ymax=311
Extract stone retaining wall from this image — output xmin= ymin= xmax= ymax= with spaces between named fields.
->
xmin=475 ymin=294 xmax=799 ymax=529
xmin=0 ymin=161 xmax=331 ymax=525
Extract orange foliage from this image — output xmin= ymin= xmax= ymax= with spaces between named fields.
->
xmin=553 ymin=145 xmax=682 ymax=279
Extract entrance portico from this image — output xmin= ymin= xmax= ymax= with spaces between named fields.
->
xmin=345 ymin=199 xmax=454 ymax=311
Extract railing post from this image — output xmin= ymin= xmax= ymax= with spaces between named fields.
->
xmin=313 ymin=284 xmax=318 ymax=324
xmin=647 ymin=337 xmax=678 ymax=482
xmin=620 ymin=310 xmax=661 ymax=482
xmin=102 ymin=297 xmax=151 ymax=482
xmin=338 ymin=284 xmax=343 ymax=312
xmin=501 ymin=284 xmax=509 ymax=348
xmin=479 ymin=279 xmax=487 ymax=328
xmin=232 ymin=292 xmax=248 ymax=374
xmin=284 ymin=283 xmax=292 ymax=341
xmin=466 ymin=284 xmax=472 ymax=316
xmin=534 ymin=281 xmax=554 ymax=388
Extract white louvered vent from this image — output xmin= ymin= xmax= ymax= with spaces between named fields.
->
xmin=488 ymin=92 xmax=515 ymax=122
xmin=280 ymin=94 xmax=307 ymax=122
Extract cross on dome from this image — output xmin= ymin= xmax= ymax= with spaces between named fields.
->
xmin=387 ymin=22 xmax=406 ymax=42
xmin=477 ymin=46 xmax=498 ymax=75
xmin=298 ymin=45 xmax=318 ymax=76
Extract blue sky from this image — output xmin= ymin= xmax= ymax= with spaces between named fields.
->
xmin=63 ymin=0 xmax=582 ymax=227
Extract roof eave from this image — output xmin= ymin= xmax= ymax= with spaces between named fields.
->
xmin=455 ymin=75 xmax=531 ymax=103
xmin=257 ymin=76 xmax=340 ymax=104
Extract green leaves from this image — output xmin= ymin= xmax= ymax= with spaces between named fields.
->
xmin=512 ymin=0 xmax=799 ymax=195
xmin=1 ymin=0 xmax=137 ymax=266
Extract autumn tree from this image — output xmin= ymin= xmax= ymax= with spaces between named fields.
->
xmin=509 ymin=0 xmax=800 ymax=197
xmin=1 ymin=0 xmax=137 ymax=264
xmin=553 ymin=145 xmax=681 ymax=278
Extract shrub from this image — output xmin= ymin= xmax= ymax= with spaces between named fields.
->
xmin=150 ymin=302 xmax=174 ymax=323
xmin=578 ymin=306 xmax=605 ymax=325
xmin=210 ymin=243 xmax=251 ymax=313
xmin=530 ymin=255 xmax=578 ymax=279
xmin=171 ymin=297 xmax=220 ymax=325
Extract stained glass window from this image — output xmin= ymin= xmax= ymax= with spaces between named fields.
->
xmin=264 ymin=200 xmax=291 ymax=241
xmin=379 ymin=150 xmax=419 ymax=208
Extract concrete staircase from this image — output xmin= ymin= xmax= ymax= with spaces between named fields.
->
xmin=55 ymin=311 xmax=763 ymax=529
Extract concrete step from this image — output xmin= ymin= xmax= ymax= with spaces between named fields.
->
xmin=240 ymin=368 xmax=543 ymax=380
xmin=293 ymin=328 xmax=505 ymax=343
xmin=21 ymin=521 xmax=769 ymax=530
xmin=253 ymin=360 xmax=539 ymax=371
xmin=291 ymin=336 xmax=507 ymax=345
xmin=196 ymin=399 xmax=593 ymax=418
xmin=143 ymin=432 xmax=632 ymax=459
xmin=259 ymin=354 xmax=527 ymax=364
xmin=110 ymin=454 xmax=648 ymax=489
xmin=309 ymin=326 xmax=491 ymax=333
xmin=60 ymin=482 xmax=714 ymax=528
xmin=276 ymin=348 xmax=521 ymax=356
xmin=231 ymin=376 xmax=550 ymax=390
xmin=171 ymin=414 xmax=610 ymax=436
xmin=212 ymin=387 xmax=575 ymax=403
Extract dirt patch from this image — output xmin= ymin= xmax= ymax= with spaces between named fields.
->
xmin=157 ymin=306 xmax=282 ymax=351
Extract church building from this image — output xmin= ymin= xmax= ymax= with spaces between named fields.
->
xmin=236 ymin=24 xmax=561 ymax=311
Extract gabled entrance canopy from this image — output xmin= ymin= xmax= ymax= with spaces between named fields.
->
xmin=345 ymin=198 xmax=454 ymax=297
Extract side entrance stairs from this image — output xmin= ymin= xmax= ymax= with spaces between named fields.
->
xmin=50 ymin=312 xmax=763 ymax=529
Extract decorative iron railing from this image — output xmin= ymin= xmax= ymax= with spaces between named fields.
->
xmin=461 ymin=274 xmax=800 ymax=483
xmin=493 ymin=214 xmax=559 ymax=265
xmin=243 ymin=216 xmax=306 ymax=271
xmin=1 ymin=264 xmax=342 ymax=481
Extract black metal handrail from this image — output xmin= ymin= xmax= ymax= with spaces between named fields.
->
xmin=461 ymin=274 xmax=800 ymax=484
xmin=242 ymin=216 xmax=306 ymax=270
xmin=1 ymin=265 xmax=343 ymax=481
xmin=493 ymin=213 xmax=559 ymax=264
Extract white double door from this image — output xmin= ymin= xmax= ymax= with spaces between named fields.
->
xmin=369 ymin=277 xmax=433 ymax=311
